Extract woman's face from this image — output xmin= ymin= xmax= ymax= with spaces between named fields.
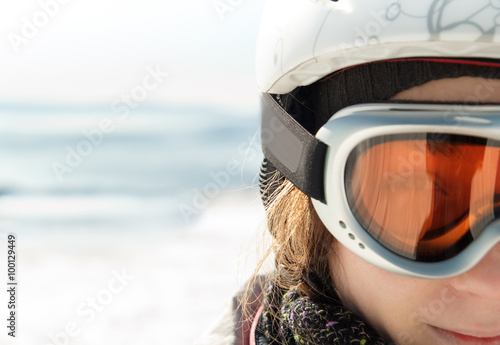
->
xmin=330 ymin=76 xmax=500 ymax=345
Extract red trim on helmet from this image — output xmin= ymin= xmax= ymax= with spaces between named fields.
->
xmin=320 ymin=58 xmax=500 ymax=83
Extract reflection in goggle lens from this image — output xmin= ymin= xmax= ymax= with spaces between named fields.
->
xmin=345 ymin=134 xmax=500 ymax=261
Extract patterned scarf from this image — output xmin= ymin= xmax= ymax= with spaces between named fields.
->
xmin=254 ymin=274 xmax=389 ymax=345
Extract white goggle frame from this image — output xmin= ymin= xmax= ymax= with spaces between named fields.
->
xmin=312 ymin=103 xmax=500 ymax=278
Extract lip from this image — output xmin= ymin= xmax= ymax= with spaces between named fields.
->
xmin=430 ymin=326 xmax=500 ymax=344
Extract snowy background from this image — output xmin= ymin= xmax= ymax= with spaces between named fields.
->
xmin=0 ymin=0 xmax=269 ymax=344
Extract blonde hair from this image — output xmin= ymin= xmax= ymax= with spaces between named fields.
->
xmin=265 ymin=179 xmax=334 ymax=295
xmin=242 ymin=176 xmax=336 ymax=321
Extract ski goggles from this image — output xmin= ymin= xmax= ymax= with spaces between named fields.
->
xmin=261 ymin=93 xmax=500 ymax=278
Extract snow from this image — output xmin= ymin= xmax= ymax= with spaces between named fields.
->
xmin=0 ymin=190 xmax=270 ymax=345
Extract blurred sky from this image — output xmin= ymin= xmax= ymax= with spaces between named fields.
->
xmin=0 ymin=0 xmax=267 ymax=110
xmin=0 ymin=0 xmax=269 ymax=227
xmin=0 ymin=2 xmax=270 ymax=344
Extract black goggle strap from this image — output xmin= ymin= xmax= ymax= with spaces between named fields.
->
xmin=261 ymin=93 xmax=327 ymax=201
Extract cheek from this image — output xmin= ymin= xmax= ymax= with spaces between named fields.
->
xmin=330 ymin=245 xmax=444 ymax=343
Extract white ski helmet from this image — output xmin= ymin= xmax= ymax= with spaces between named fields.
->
xmin=256 ymin=0 xmax=500 ymax=278
xmin=256 ymin=0 xmax=500 ymax=94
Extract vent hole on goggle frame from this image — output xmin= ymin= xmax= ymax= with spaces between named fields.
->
xmin=339 ymin=221 xmax=347 ymax=229
xmin=359 ymin=243 xmax=365 ymax=249
xmin=349 ymin=233 xmax=355 ymax=240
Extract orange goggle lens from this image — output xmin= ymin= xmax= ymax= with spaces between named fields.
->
xmin=345 ymin=134 xmax=500 ymax=262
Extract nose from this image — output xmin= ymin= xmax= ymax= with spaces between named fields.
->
xmin=449 ymin=241 xmax=500 ymax=301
